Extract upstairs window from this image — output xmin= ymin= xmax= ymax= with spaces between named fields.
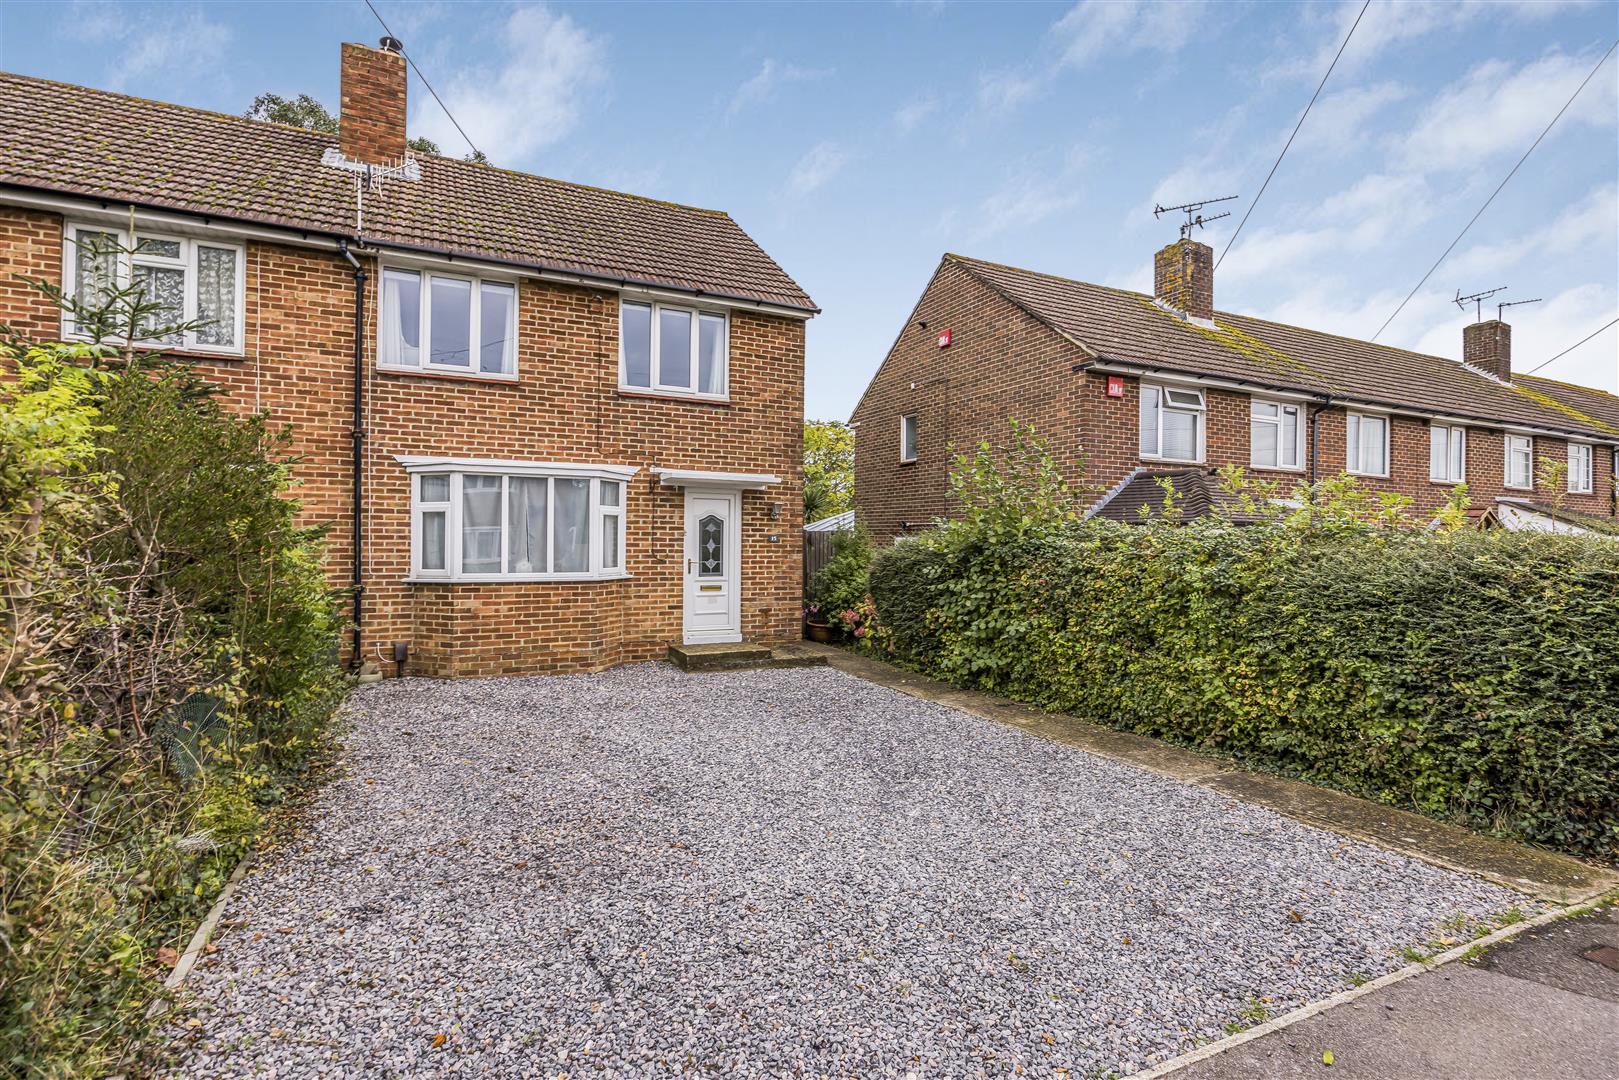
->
xmin=1345 ymin=412 xmax=1389 ymax=477
xmin=1140 ymin=384 xmax=1204 ymax=462
xmin=1505 ymin=435 xmax=1534 ymax=489
xmin=1251 ymin=399 xmax=1304 ymax=470
xmin=380 ymin=266 xmax=516 ymax=377
xmin=620 ymin=300 xmax=727 ymax=399
xmin=1429 ymin=424 xmax=1466 ymax=483
xmin=1568 ymin=443 xmax=1593 ymax=494
xmin=408 ymin=465 xmax=630 ymax=581
xmin=900 ymin=413 xmax=918 ymax=462
xmin=62 ymin=224 xmax=244 ymax=354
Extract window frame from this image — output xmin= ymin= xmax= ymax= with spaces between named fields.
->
xmin=1139 ymin=383 xmax=1206 ymax=464
xmin=1568 ymin=442 xmax=1593 ymax=494
xmin=403 ymin=461 xmax=635 ymax=583
xmin=899 ymin=413 xmax=918 ymax=463
xmin=618 ymin=298 xmax=730 ymax=401
xmin=1249 ymin=397 xmax=1305 ymax=472
xmin=1345 ymin=411 xmax=1391 ymax=478
xmin=1504 ymin=434 xmax=1534 ymax=490
xmin=1429 ymin=424 xmax=1467 ymax=484
xmin=60 ymin=221 xmax=246 ymax=356
xmin=377 ymin=262 xmax=519 ymax=381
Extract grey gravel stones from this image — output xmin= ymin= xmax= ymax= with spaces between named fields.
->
xmin=171 ymin=664 xmax=1534 ymax=1078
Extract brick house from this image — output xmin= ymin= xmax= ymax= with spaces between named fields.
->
xmin=0 ymin=41 xmax=818 ymax=676
xmin=852 ymin=238 xmax=1617 ymax=541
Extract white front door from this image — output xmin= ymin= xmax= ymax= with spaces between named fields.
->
xmin=683 ymin=491 xmax=741 ymax=644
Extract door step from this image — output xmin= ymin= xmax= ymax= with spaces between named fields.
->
xmin=667 ymin=642 xmax=829 ymax=672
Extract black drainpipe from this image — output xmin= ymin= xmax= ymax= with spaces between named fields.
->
xmin=338 ymin=239 xmax=367 ymax=669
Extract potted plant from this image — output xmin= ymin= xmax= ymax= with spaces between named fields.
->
xmin=803 ymin=603 xmax=833 ymax=643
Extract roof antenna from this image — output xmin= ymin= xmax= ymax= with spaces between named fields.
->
xmin=1497 ymin=296 xmax=1542 ymax=322
xmin=1453 ymin=285 xmax=1508 ymax=322
xmin=1154 ymin=195 xmax=1238 ymax=240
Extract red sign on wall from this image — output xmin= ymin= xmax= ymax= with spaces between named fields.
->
xmin=1106 ymin=374 xmax=1125 ymax=398
xmin=938 ymin=327 xmax=952 ymax=348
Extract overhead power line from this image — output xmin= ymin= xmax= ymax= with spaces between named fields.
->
xmin=1521 ymin=317 xmax=1619 ymax=377
xmin=1370 ymin=38 xmax=1618 ymax=343
xmin=362 ymin=0 xmax=483 ymax=160
xmin=1217 ymin=0 xmax=1371 ymax=271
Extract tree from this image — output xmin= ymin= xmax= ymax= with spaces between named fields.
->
xmin=804 ymin=419 xmax=853 ymax=523
xmin=245 ymin=91 xmax=448 ymax=158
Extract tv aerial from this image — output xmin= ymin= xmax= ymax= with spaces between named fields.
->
xmin=1453 ymin=286 xmax=1508 ymax=322
xmin=1153 ymin=195 xmax=1238 ymax=240
xmin=1497 ymin=296 xmax=1542 ymax=322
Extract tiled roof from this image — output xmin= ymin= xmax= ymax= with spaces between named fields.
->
xmin=1087 ymin=468 xmax=1271 ymax=525
xmin=0 ymin=71 xmax=816 ymax=312
xmin=947 ymin=254 xmax=1617 ymax=442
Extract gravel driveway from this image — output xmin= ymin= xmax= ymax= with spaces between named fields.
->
xmin=172 ymin=664 xmax=1533 ymax=1078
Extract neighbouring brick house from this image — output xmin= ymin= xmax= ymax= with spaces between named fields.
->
xmin=852 ymin=238 xmax=1618 ymax=541
xmin=0 ymin=41 xmax=818 ymax=676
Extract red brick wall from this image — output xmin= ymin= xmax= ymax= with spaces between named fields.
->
xmin=854 ymin=259 xmax=1616 ymax=541
xmin=2 ymin=205 xmax=805 ymax=676
xmin=339 ymin=42 xmax=407 ymax=164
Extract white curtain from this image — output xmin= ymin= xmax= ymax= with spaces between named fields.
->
xmin=507 ymin=477 xmax=548 ymax=574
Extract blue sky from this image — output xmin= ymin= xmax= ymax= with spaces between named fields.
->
xmin=3 ymin=0 xmax=1615 ymax=419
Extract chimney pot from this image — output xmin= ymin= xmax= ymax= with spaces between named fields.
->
xmin=1463 ymin=319 xmax=1511 ymax=380
xmin=1154 ymin=239 xmax=1214 ymax=322
xmin=339 ymin=41 xmax=408 ymax=164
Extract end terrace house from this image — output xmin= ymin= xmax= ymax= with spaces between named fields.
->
xmin=852 ymin=233 xmax=1618 ymax=540
xmin=0 ymin=41 xmax=817 ymax=677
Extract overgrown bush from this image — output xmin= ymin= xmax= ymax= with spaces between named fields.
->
xmin=1 ymin=263 xmax=344 ymax=1078
xmin=868 ymin=426 xmax=1619 ymax=861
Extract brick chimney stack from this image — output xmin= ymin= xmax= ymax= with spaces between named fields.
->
xmin=1154 ymin=238 xmax=1214 ymax=322
xmin=340 ymin=39 xmax=408 ymax=164
xmin=1463 ymin=319 xmax=1511 ymax=380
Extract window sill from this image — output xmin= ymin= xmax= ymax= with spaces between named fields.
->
xmin=1249 ymin=462 xmax=1306 ymax=474
xmin=898 ymin=458 xmax=917 ymax=466
xmin=1429 ymin=477 xmax=1466 ymax=486
xmin=64 ymin=335 xmax=246 ymax=362
xmin=1140 ymin=455 xmax=1205 ymax=466
xmin=406 ymin=572 xmax=631 ymax=585
xmin=1503 ymin=483 xmax=1535 ymax=492
xmin=617 ymin=388 xmax=731 ymax=406
xmin=377 ymin=365 xmax=519 ymax=384
xmin=1346 ymin=470 xmax=1391 ymax=479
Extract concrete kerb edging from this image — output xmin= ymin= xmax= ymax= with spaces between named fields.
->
xmin=145 ymin=851 xmax=252 ymax=1018
xmin=1122 ymin=898 xmax=1608 ymax=1079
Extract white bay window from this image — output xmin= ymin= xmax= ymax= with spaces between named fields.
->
xmin=62 ymin=223 xmax=244 ymax=353
xmin=1429 ymin=424 xmax=1466 ymax=483
xmin=1345 ymin=412 xmax=1389 ymax=477
xmin=404 ymin=460 xmax=636 ymax=581
xmin=1140 ymin=384 xmax=1204 ymax=462
xmin=380 ymin=266 xmax=516 ymax=377
xmin=620 ymin=299 xmax=727 ymax=398
xmin=1250 ymin=399 xmax=1304 ymax=470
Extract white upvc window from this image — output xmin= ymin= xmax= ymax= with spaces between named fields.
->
xmin=1250 ymin=398 xmax=1304 ymax=470
xmin=1345 ymin=412 xmax=1389 ymax=477
xmin=379 ymin=265 xmax=517 ymax=378
xmin=899 ymin=413 xmax=918 ymax=463
xmin=1504 ymin=435 xmax=1534 ymax=490
xmin=1568 ymin=443 xmax=1593 ymax=494
xmin=1139 ymin=384 xmax=1205 ymax=463
xmin=405 ymin=461 xmax=635 ymax=581
xmin=1429 ymin=424 xmax=1467 ymax=483
xmin=62 ymin=223 xmax=245 ymax=354
xmin=619 ymin=299 xmax=728 ymax=399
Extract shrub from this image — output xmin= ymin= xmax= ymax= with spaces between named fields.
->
xmin=1 ymin=269 xmax=344 ymax=1077
xmin=867 ymin=427 xmax=1619 ymax=861
xmin=809 ymin=527 xmax=873 ymax=625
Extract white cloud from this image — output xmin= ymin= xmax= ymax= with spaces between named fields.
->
xmin=1400 ymin=51 xmax=1618 ymax=173
xmin=1410 ymin=281 xmax=1617 ymax=391
xmin=727 ymin=59 xmax=830 ymax=117
xmin=976 ymin=68 xmax=1044 ymax=113
xmin=75 ymin=3 xmax=232 ymax=91
xmin=413 ymin=4 xmax=606 ymax=162
xmin=786 ymin=141 xmax=850 ymax=195
xmin=1292 ymin=81 xmax=1410 ymax=153
xmin=1447 ymin=182 xmax=1618 ymax=280
xmin=893 ymin=95 xmax=940 ymax=133
xmin=968 ymin=171 xmax=1083 ymax=242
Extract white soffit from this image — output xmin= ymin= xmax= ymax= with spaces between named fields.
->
xmin=653 ymin=467 xmax=781 ymax=490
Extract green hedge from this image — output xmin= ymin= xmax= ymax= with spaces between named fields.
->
xmin=871 ymin=519 xmax=1619 ymax=861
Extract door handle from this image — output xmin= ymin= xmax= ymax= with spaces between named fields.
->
xmin=687 ymin=558 xmax=693 ymax=574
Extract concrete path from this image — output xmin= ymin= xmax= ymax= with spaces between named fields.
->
xmin=1167 ymin=905 xmax=1619 ymax=1080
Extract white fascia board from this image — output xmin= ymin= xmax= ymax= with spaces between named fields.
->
xmin=1 ymin=189 xmax=341 ymax=251
xmin=1086 ymin=362 xmax=1319 ymax=403
xmin=653 ymin=467 xmax=782 ymax=490
xmin=395 ymin=455 xmax=640 ymax=480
